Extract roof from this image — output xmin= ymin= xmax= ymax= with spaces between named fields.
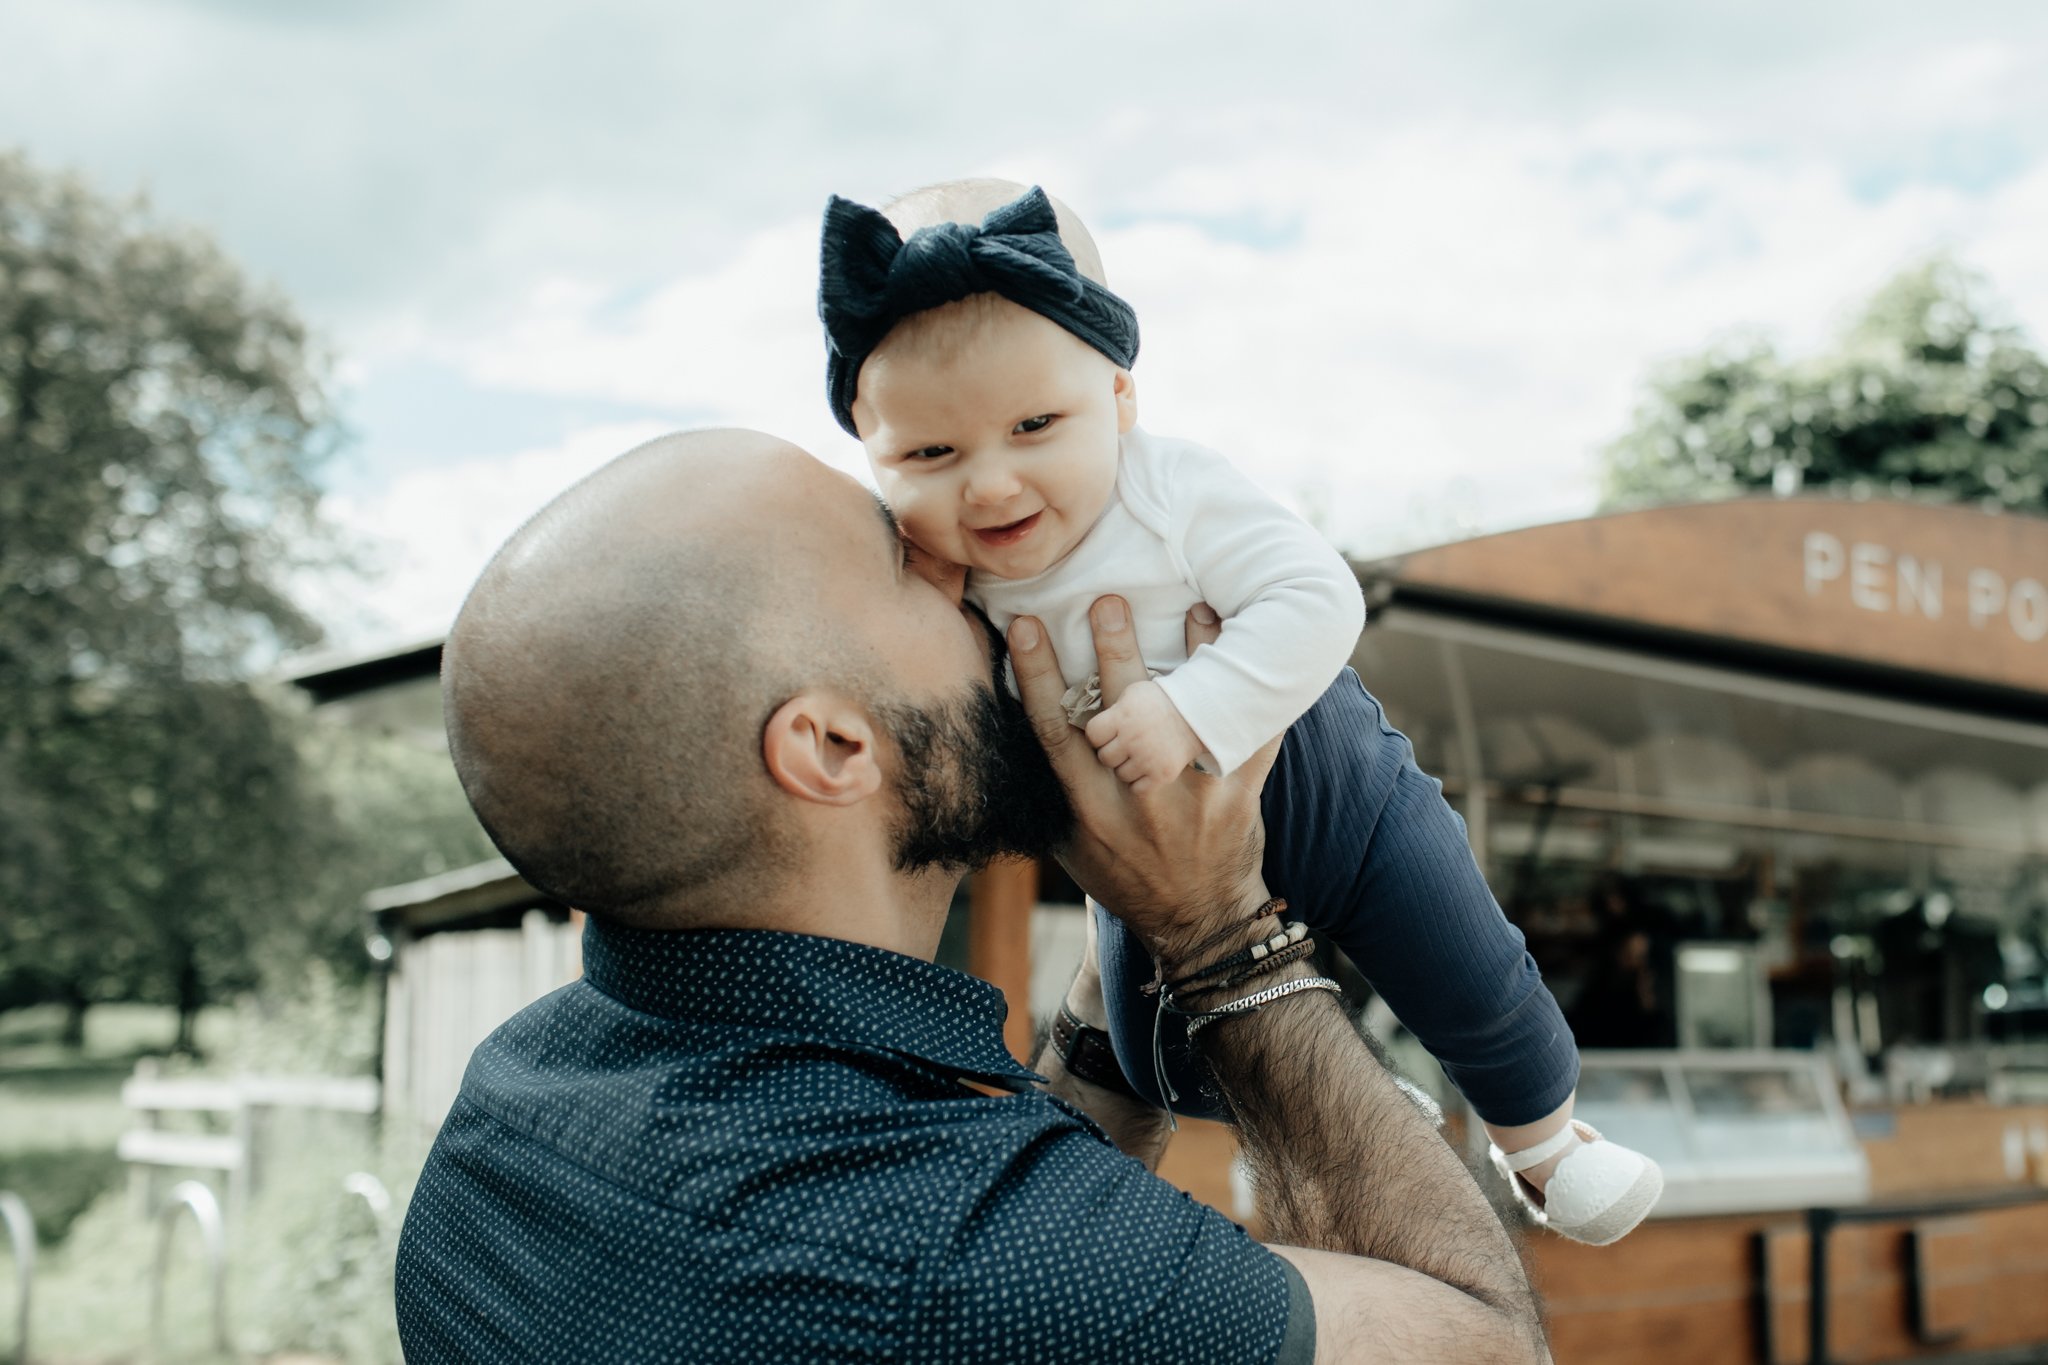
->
xmin=1362 ymin=497 xmax=2048 ymax=713
xmin=364 ymin=858 xmax=561 ymax=932
xmin=286 ymin=638 xmax=444 ymax=703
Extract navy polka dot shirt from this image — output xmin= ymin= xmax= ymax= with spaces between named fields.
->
xmin=395 ymin=919 xmax=1300 ymax=1362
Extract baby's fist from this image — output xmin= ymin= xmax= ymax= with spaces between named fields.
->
xmin=1082 ymin=680 xmax=1205 ymax=792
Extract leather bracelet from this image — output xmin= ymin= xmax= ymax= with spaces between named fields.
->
xmin=1051 ymin=1002 xmax=1146 ymax=1103
xmin=1150 ymin=897 xmax=1288 ymax=990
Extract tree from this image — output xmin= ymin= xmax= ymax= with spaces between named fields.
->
xmin=290 ymin=719 xmax=501 ymax=979
xmin=1601 ymin=260 xmax=2048 ymax=513
xmin=0 ymin=149 xmax=346 ymax=1049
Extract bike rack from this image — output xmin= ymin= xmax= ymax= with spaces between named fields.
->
xmin=149 ymin=1180 xmax=230 ymax=1362
xmin=0 ymin=1191 xmax=32 ymax=1365
xmin=340 ymin=1172 xmax=392 ymax=1236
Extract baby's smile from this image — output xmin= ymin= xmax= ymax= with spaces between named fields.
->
xmin=972 ymin=511 xmax=1043 ymax=548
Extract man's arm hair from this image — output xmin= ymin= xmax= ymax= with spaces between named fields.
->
xmin=1197 ymin=973 xmax=1550 ymax=1365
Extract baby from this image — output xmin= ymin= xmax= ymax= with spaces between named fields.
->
xmin=818 ymin=178 xmax=1662 ymax=1245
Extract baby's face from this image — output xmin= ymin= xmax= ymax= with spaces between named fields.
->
xmin=854 ymin=300 xmax=1134 ymax=580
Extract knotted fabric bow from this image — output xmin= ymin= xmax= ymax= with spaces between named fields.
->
xmin=817 ymin=185 xmax=1140 ymax=436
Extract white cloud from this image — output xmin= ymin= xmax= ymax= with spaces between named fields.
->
xmin=302 ymin=419 xmax=674 ymax=648
xmin=396 ymin=111 xmax=2048 ymax=587
xmin=15 ymin=3 xmax=2046 ymax=651
xmin=441 ymin=221 xmax=866 ymax=480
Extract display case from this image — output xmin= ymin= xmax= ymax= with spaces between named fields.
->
xmin=1674 ymin=942 xmax=1772 ymax=1050
xmin=1572 ymin=1049 xmax=1870 ymax=1216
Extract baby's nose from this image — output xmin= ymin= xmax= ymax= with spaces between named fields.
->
xmin=965 ymin=466 xmax=1022 ymax=505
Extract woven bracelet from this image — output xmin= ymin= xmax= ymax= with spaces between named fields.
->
xmin=1145 ymin=898 xmax=1289 ymax=996
xmin=1167 ymin=920 xmax=1311 ymax=996
xmin=1141 ymin=895 xmax=1290 ymax=1128
xmin=1185 ymin=935 xmax=1319 ymax=998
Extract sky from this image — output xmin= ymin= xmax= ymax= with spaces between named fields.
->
xmin=5 ymin=0 xmax=2047 ymax=658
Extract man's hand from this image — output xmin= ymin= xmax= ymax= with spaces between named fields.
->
xmin=1008 ymin=596 xmax=1280 ymax=959
xmin=1083 ymin=679 xmax=1205 ymax=792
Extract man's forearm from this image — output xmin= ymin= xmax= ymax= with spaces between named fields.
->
xmin=1186 ymin=960 xmax=1547 ymax=1359
xmin=1012 ymin=595 xmax=1545 ymax=1361
xmin=1032 ymin=1035 xmax=1171 ymax=1168
xmin=1209 ymin=986 xmax=1528 ymax=1296
xmin=1032 ymin=911 xmax=1175 ymax=1166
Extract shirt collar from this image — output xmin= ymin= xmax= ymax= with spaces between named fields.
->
xmin=581 ymin=918 xmax=1044 ymax=1090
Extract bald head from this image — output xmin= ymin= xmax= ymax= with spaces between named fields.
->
xmin=443 ymin=430 xmax=869 ymax=926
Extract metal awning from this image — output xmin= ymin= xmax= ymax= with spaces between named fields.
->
xmin=1353 ymin=606 xmax=2048 ymax=863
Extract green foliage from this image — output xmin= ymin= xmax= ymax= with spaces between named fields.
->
xmin=287 ymin=720 xmax=498 ymax=982
xmin=0 ymin=146 xmax=347 ymax=1039
xmin=0 ymin=149 xmax=494 ymax=1042
xmin=1602 ymin=259 xmax=2048 ymax=512
xmin=0 ymin=1146 xmax=122 ymax=1246
xmin=232 ymin=1124 xmax=418 ymax=1364
xmin=0 ymin=1001 xmax=234 ymax=1078
xmin=223 ymin=958 xmax=380 ymax=1079
xmin=28 ymin=1124 xmax=417 ymax=1364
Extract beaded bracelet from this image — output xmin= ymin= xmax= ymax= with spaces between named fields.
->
xmin=1143 ymin=896 xmax=1303 ymax=1126
xmin=1148 ymin=948 xmax=1333 ymax=1119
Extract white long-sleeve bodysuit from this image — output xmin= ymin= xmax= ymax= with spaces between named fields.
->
xmin=970 ymin=427 xmax=1366 ymax=778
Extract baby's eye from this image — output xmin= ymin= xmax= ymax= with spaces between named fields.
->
xmin=905 ymin=445 xmax=953 ymax=462
xmin=1014 ymin=415 xmax=1055 ymax=435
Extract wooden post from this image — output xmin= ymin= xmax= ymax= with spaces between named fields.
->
xmin=969 ymin=857 xmax=1039 ymax=1063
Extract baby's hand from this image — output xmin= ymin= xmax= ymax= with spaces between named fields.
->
xmin=1083 ymin=680 xmax=1205 ymax=793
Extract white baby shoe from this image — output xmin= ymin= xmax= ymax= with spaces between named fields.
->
xmin=1491 ymin=1120 xmax=1663 ymax=1246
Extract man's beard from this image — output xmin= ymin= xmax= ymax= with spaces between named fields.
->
xmin=880 ymin=617 xmax=1074 ymax=873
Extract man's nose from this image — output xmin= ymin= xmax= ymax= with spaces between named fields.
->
xmin=905 ymin=541 xmax=966 ymax=605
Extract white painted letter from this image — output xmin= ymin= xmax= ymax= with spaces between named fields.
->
xmin=1895 ymin=555 xmax=1942 ymax=619
xmin=2011 ymin=579 xmax=2048 ymax=643
xmin=1968 ymin=568 xmax=2006 ymax=629
xmin=1804 ymin=532 xmax=1843 ymax=597
xmin=1850 ymin=542 xmax=1890 ymax=612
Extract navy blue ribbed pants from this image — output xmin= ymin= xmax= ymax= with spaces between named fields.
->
xmin=1095 ymin=669 xmax=1580 ymax=1126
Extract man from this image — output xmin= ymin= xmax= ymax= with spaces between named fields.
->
xmin=395 ymin=429 xmax=1549 ymax=1364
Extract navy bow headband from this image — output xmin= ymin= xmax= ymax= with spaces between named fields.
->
xmin=817 ymin=186 xmax=1140 ymax=437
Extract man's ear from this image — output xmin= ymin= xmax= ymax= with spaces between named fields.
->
xmin=762 ymin=691 xmax=885 ymax=806
xmin=1113 ymin=369 xmax=1138 ymax=434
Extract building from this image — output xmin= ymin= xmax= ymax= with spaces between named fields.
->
xmin=1352 ymin=497 xmax=2048 ymax=1362
xmin=297 ymin=494 xmax=2048 ymax=1360
xmin=1356 ymin=496 xmax=2047 ymax=1069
